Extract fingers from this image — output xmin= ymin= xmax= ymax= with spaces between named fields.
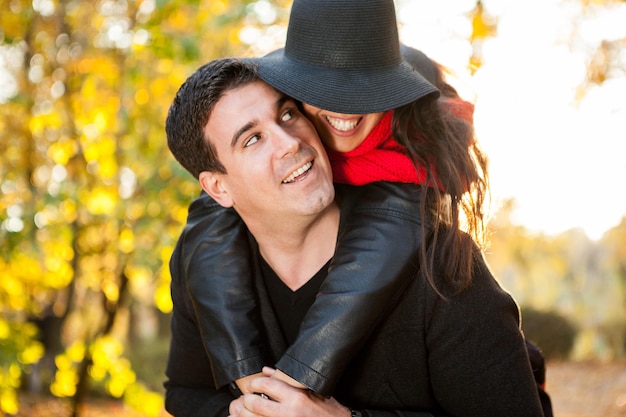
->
xmin=262 ymin=366 xmax=276 ymax=376
xmin=249 ymin=373 xmax=310 ymax=405
xmin=233 ymin=391 xmax=280 ymax=417
xmin=247 ymin=375 xmax=283 ymax=402
xmin=228 ymin=396 xmax=245 ymax=417
xmin=236 ymin=372 xmax=264 ymax=394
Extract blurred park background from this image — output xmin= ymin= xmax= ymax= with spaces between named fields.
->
xmin=1 ymin=0 xmax=625 ymax=416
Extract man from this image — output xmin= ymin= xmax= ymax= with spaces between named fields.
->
xmin=164 ymin=57 xmax=344 ymax=416
xmin=164 ymin=58 xmax=545 ymax=417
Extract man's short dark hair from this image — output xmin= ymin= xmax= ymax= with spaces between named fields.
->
xmin=166 ymin=58 xmax=260 ymax=179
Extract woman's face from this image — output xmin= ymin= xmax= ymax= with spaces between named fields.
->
xmin=301 ymin=103 xmax=385 ymax=153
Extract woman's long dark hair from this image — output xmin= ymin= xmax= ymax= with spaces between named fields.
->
xmin=393 ymin=64 xmax=489 ymax=296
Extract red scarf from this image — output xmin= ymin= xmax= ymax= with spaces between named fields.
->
xmin=326 ymin=98 xmax=475 ymax=187
xmin=326 ymin=111 xmax=430 ymax=186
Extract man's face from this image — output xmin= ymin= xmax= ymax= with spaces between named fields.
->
xmin=201 ymin=81 xmax=335 ymax=226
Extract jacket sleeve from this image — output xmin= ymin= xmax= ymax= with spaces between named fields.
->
xmin=276 ymin=183 xmax=431 ymax=396
xmin=164 ymin=203 xmax=236 ymax=417
xmin=178 ymin=192 xmax=270 ymax=388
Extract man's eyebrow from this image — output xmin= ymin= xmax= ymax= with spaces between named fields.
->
xmin=230 ymin=93 xmax=291 ymax=148
xmin=231 ymin=120 xmax=257 ymax=148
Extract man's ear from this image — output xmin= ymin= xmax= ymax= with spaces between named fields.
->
xmin=199 ymin=171 xmax=234 ymax=208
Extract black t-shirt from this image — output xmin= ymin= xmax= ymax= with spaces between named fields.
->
xmin=259 ymin=256 xmax=331 ymax=345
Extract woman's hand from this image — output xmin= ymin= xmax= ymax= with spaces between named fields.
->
xmin=235 ymin=372 xmax=264 ymax=394
xmin=229 ymin=367 xmax=351 ymax=417
xmin=270 ymin=367 xmax=307 ymax=390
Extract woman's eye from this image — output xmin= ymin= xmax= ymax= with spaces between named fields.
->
xmin=281 ymin=109 xmax=294 ymax=122
xmin=244 ymin=134 xmax=260 ymax=147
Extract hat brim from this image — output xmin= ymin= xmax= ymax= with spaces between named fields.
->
xmin=257 ymin=49 xmax=439 ymax=114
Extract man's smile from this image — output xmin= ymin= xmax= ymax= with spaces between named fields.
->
xmin=282 ymin=161 xmax=313 ymax=183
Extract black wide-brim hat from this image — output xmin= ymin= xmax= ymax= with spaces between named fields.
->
xmin=257 ymin=0 xmax=439 ymax=115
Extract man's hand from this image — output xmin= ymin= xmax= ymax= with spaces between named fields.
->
xmin=229 ymin=367 xmax=351 ymax=417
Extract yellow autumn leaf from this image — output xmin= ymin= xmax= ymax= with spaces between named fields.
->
xmin=43 ymin=258 xmax=73 ymax=289
xmin=89 ymin=363 xmax=107 ymax=381
xmin=172 ymin=204 xmax=189 ymax=224
xmin=93 ymin=111 xmax=111 ymax=132
xmin=470 ymin=2 xmax=497 ymax=42
xmin=0 ymin=389 xmax=18 ymax=415
xmin=92 ymin=336 xmax=123 ymax=367
xmin=50 ymin=368 xmax=78 ymax=397
xmin=84 ymin=137 xmax=116 ymax=162
xmin=18 ymin=341 xmax=45 ymax=365
xmin=157 ymin=58 xmax=174 ymax=74
xmin=48 ymin=240 xmax=75 ymax=262
xmin=124 ymin=384 xmax=164 ymax=417
xmin=55 ymin=354 xmax=73 ymax=371
xmin=0 ymin=320 xmax=9 ymax=340
xmin=79 ymin=77 xmax=98 ymax=99
xmin=47 ymin=140 xmax=78 ymax=165
xmin=168 ymin=9 xmax=188 ymax=30
xmin=207 ymin=0 xmax=228 ymax=16
xmin=85 ymin=186 xmax=117 ymax=215
xmin=9 ymin=363 xmax=21 ymax=385
xmin=66 ymin=342 xmax=86 ymax=362
xmin=119 ymin=228 xmax=135 ymax=253
xmin=126 ymin=201 xmax=146 ymax=221
xmin=107 ymin=379 xmax=126 ymax=398
xmin=135 ymin=88 xmax=150 ymax=105
xmin=107 ymin=361 xmax=136 ymax=398
xmin=98 ymin=156 xmax=119 ymax=180
xmin=102 ymin=278 xmax=119 ymax=302
xmin=29 ymin=113 xmax=62 ymax=136
xmin=150 ymin=77 xmax=169 ymax=98
xmin=155 ymin=282 xmax=173 ymax=314
xmin=1 ymin=274 xmax=22 ymax=297
xmin=59 ymin=199 xmax=78 ymax=223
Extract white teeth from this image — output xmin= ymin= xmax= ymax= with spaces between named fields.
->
xmin=283 ymin=161 xmax=312 ymax=183
xmin=326 ymin=116 xmax=358 ymax=131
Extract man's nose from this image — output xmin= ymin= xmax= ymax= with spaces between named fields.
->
xmin=272 ymin=127 xmax=300 ymax=158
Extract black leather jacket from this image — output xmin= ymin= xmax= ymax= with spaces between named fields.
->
xmin=164 ymin=183 xmax=548 ymax=417
xmin=177 ymin=182 xmax=431 ymax=395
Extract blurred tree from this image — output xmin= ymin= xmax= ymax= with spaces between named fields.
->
xmin=0 ymin=0 xmax=289 ymax=415
xmin=486 ymin=199 xmax=570 ymax=309
xmin=602 ymin=217 xmax=626 ymax=357
xmin=572 ymin=0 xmax=626 ymax=99
xmin=487 ymin=200 xmax=626 ymax=360
xmin=521 ymin=306 xmax=577 ymax=360
xmin=1 ymin=0 xmax=624 ymax=415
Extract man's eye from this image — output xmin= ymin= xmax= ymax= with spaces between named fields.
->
xmin=281 ymin=109 xmax=294 ymax=122
xmin=244 ymin=134 xmax=260 ymax=147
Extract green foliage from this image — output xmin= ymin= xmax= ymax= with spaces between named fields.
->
xmin=0 ymin=0 xmax=290 ymax=414
xmin=126 ymin=338 xmax=171 ymax=393
xmin=521 ymin=307 xmax=577 ymax=361
xmin=0 ymin=319 xmax=44 ymax=415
